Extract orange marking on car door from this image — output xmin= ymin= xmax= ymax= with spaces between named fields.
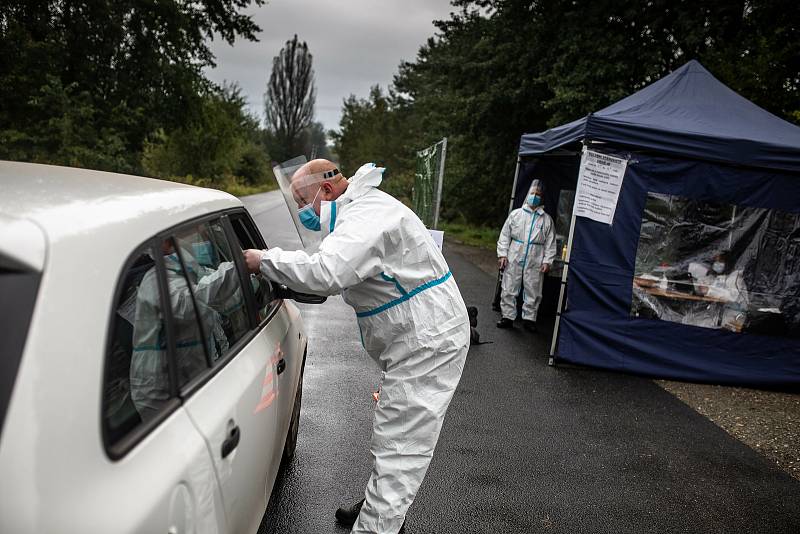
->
xmin=254 ymin=343 xmax=282 ymax=414
xmin=254 ymin=391 xmax=276 ymax=413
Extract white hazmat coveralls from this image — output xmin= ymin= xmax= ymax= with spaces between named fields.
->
xmin=131 ymin=252 xmax=242 ymax=419
xmin=496 ymin=204 xmax=557 ymax=322
xmin=257 ymin=164 xmax=470 ymax=534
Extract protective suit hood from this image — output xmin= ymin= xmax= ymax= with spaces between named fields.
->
xmin=339 ymin=163 xmax=384 ymax=204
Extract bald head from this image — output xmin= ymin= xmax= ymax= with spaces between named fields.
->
xmin=294 ymin=159 xmax=338 ymax=179
xmin=290 ymin=158 xmax=348 ymax=213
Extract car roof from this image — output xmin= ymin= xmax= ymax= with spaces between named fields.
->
xmin=0 ymin=161 xmax=243 ymax=271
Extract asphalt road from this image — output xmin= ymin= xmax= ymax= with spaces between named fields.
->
xmin=243 ymin=191 xmax=800 ymax=534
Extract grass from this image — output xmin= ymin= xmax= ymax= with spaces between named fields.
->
xmin=221 ymin=180 xmax=279 ymax=197
xmin=439 ymin=221 xmax=499 ymax=251
xmin=161 ymin=174 xmax=279 ymax=197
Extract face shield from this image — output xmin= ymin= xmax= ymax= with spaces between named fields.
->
xmin=527 ymin=179 xmax=544 ymax=207
xmin=273 ymin=156 xmax=343 ymax=251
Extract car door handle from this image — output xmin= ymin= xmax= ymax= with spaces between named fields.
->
xmin=221 ymin=425 xmax=241 ymax=459
xmin=276 ymin=358 xmax=286 ymax=375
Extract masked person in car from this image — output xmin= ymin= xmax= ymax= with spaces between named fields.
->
xmin=244 ymin=159 xmax=470 ymax=534
xmin=495 ymin=179 xmax=557 ymax=332
xmin=130 ymin=238 xmax=244 ymax=420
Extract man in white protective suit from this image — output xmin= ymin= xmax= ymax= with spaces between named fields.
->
xmin=496 ymin=179 xmax=557 ymax=332
xmin=243 ymin=159 xmax=470 ymax=534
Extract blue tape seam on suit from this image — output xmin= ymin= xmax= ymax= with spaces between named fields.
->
xmin=357 ymin=271 xmax=452 ymax=318
xmin=329 ymin=201 xmax=337 ymax=233
xmin=380 ymin=272 xmax=408 ymax=295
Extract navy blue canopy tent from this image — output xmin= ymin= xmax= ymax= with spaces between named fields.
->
xmin=514 ymin=60 xmax=800 ymax=388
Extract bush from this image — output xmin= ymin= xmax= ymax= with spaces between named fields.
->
xmin=142 ymin=86 xmax=271 ymax=189
xmin=153 ymin=173 xmax=278 ymax=197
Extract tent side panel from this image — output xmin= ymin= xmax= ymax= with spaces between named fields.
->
xmin=556 ymin=150 xmax=800 ymax=387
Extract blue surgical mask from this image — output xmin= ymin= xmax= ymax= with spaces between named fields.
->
xmin=298 ymin=204 xmax=321 ymax=231
xmin=192 ymin=241 xmax=217 ymax=266
xmin=298 ymin=186 xmax=322 ymax=231
xmin=527 ymin=194 xmax=541 ymax=207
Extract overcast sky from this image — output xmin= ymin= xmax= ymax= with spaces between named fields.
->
xmin=205 ymin=0 xmax=455 ymax=134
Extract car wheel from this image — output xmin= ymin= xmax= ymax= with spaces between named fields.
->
xmin=281 ymin=369 xmax=303 ymax=465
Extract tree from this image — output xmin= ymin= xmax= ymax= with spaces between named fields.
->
xmin=0 ymin=0 xmax=265 ymax=172
xmin=333 ymin=0 xmax=800 ymax=227
xmin=330 ymin=86 xmax=417 ymax=202
xmin=264 ymin=35 xmax=317 ymax=162
xmin=142 ymin=85 xmax=270 ymax=187
xmin=535 ymin=0 xmax=800 ymax=126
xmin=298 ymin=122 xmax=332 ymax=160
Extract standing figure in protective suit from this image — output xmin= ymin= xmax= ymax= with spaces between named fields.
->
xmin=243 ymin=159 xmax=470 ymax=534
xmin=496 ymin=179 xmax=557 ymax=332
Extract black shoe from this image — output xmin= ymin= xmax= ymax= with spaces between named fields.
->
xmin=496 ymin=318 xmax=514 ymax=329
xmin=335 ymin=499 xmax=407 ymax=531
xmin=467 ymin=305 xmax=479 ymax=327
xmin=523 ymin=320 xmax=538 ymax=332
xmin=335 ymin=498 xmax=364 ymax=527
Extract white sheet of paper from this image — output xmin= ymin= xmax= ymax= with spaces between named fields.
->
xmin=429 ymin=229 xmax=444 ymax=250
xmin=574 ymin=149 xmax=628 ymax=225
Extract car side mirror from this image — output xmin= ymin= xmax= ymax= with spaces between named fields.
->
xmin=275 ymin=284 xmax=327 ymax=304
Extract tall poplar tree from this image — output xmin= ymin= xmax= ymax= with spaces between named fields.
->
xmin=264 ymin=35 xmax=317 ymax=161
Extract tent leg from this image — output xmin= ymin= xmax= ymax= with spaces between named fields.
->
xmin=548 ymin=145 xmax=586 ymax=364
xmin=508 ymin=156 xmax=521 ymax=214
xmin=548 ymin=209 xmax=576 ymax=365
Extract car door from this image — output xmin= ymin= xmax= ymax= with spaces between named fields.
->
xmin=100 ymin=241 xmax=226 ymax=534
xmin=226 ymin=210 xmax=302 ymax=464
xmin=173 ymin=216 xmax=281 ymax=534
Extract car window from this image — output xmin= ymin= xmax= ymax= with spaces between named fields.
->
xmin=228 ymin=213 xmax=280 ymax=323
xmin=104 ymin=245 xmax=169 ymax=444
xmin=171 ymin=220 xmax=250 ymax=368
xmin=0 ymin=254 xmax=41 ymax=441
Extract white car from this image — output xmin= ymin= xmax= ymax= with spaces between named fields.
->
xmin=0 ymin=162 xmax=321 ymax=533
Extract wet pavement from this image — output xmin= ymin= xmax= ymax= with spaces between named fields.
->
xmin=243 ymin=192 xmax=800 ymax=534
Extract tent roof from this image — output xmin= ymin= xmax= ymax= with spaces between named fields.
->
xmin=519 ymin=60 xmax=800 ymax=172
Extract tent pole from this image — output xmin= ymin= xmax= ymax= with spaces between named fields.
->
xmin=548 ymin=142 xmax=588 ymax=366
xmin=509 ymin=155 xmax=521 ymax=214
xmin=492 ymin=154 xmax=523 ymax=311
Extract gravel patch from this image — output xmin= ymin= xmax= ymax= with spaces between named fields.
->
xmin=445 ymin=235 xmax=800 ymax=482
xmin=657 ymin=380 xmax=800 ymax=481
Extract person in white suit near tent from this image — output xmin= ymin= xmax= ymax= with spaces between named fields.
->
xmin=496 ymin=179 xmax=557 ymax=332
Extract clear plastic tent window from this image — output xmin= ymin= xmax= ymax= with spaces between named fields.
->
xmin=550 ymin=189 xmax=575 ymax=278
xmin=631 ymin=193 xmax=800 ymax=338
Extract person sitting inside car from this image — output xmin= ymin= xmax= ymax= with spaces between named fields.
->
xmin=130 ymin=238 xmax=244 ymax=420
